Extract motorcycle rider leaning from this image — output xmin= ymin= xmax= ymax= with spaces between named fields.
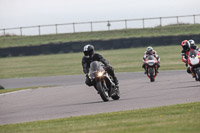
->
xmin=181 ymin=39 xmax=199 ymax=75
xmin=181 ymin=40 xmax=190 ymax=65
xmin=142 ymin=46 xmax=160 ymax=74
xmin=82 ymin=44 xmax=119 ymax=87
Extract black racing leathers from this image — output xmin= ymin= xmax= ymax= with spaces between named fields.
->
xmin=82 ymin=53 xmax=118 ymax=86
xmin=181 ymin=49 xmax=189 ymax=64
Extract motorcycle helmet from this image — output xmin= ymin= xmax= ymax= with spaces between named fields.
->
xmin=181 ymin=40 xmax=190 ymax=51
xmin=146 ymin=46 xmax=153 ymax=55
xmin=83 ymin=44 xmax=94 ymax=57
xmin=189 ymin=39 xmax=196 ymax=49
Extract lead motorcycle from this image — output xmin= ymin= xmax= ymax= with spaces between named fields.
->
xmin=88 ymin=61 xmax=120 ymax=102
xmin=188 ymin=49 xmax=200 ymax=81
xmin=144 ymin=55 xmax=159 ymax=82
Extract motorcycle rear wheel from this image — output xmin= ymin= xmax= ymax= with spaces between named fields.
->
xmin=96 ymin=81 xmax=109 ymax=102
xmin=111 ymin=87 xmax=120 ymax=100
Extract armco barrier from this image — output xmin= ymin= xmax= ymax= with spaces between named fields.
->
xmin=0 ymin=34 xmax=199 ymax=57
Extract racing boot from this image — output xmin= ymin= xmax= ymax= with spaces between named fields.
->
xmin=155 ymin=68 xmax=159 ymax=73
xmin=110 ymin=76 xmax=119 ymax=96
xmin=144 ymin=68 xmax=147 ymax=74
xmin=191 ymin=72 xmax=197 ymax=80
xmin=156 ymin=64 xmax=160 ymax=73
xmin=113 ymin=76 xmax=119 ymax=86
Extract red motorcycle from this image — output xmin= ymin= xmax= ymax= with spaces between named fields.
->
xmin=144 ymin=55 xmax=159 ymax=82
xmin=188 ymin=49 xmax=200 ymax=81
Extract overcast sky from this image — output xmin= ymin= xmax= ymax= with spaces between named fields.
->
xmin=0 ymin=0 xmax=200 ymax=29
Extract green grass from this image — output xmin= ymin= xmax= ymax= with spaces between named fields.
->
xmin=0 ymin=24 xmax=200 ymax=48
xmin=0 ymin=102 xmax=199 ymax=133
xmin=0 ymin=45 xmax=188 ymax=79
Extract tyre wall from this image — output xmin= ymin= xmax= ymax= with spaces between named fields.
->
xmin=0 ymin=34 xmax=199 ymax=57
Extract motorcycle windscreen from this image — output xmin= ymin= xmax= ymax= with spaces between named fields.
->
xmin=147 ymin=55 xmax=155 ymax=60
xmin=89 ymin=61 xmax=101 ymax=78
xmin=90 ymin=61 xmax=101 ymax=72
xmin=146 ymin=55 xmax=156 ymax=66
xmin=189 ymin=50 xmax=198 ymax=58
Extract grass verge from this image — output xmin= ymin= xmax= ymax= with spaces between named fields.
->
xmin=0 ymin=86 xmax=57 ymax=94
xmin=0 ymin=102 xmax=199 ymax=133
xmin=0 ymin=24 xmax=200 ymax=48
xmin=0 ymin=45 xmax=187 ymax=79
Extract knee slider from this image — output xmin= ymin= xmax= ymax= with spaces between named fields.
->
xmin=85 ymin=78 xmax=93 ymax=86
xmin=187 ymin=67 xmax=191 ymax=73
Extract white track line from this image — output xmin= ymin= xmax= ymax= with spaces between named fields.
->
xmin=0 ymin=89 xmax=32 ymax=96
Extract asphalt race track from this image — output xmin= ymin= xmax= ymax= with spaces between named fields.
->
xmin=0 ymin=70 xmax=200 ymax=125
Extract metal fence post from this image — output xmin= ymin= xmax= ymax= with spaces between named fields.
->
xmin=20 ymin=27 xmax=22 ymax=36
xmin=160 ymin=17 xmax=162 ymax=27
xmin=125 ymin=19 xmax=127 ymax=29
xmin=38 ymin=25 xmax=41 ymax=36
xmin=177 ymin=16 xmax=179 ymax=25
xmin=3 ymin=29 xmax=5 ymax=36
xmin=107 ymin=21 xmax=111 ymax=31
xmin=142 ymin=19 xmax=145 ymax=28
xmin=193 ymin=15 xmax=196 ymax=24
xmin=55 ymin=24 xmax=58 ymax=34
xmin=73 ymin=23 xmax=75 ymax=33
xmin=90 ymin=22 xmax=93 ymax=32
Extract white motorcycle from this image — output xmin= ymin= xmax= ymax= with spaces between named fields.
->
xmin=188 ymin=49 xmax=200 ymax=81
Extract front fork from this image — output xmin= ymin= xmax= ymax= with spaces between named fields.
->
xmin=190 ymin=66 xmax=196 ymax=77
xmin=96 ymin=75 xmax=116 ymax=96
xmin=146 ymin=66 xmax=157 ymax=78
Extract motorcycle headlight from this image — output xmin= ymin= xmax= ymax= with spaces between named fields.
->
xmin=148 ymin=62 xmax=154 ymax=66
xmin=97 ymin=71 xmax=103 ymax=77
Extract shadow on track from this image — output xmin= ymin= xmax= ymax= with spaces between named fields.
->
xmin=179 ymin=84 xmax=200 ymax=88
xmin=43 ymin=100 xmax=112 ymax=109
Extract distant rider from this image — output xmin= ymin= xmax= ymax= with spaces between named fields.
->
xmin=142 ymin=46 xmax=160 ymax=74
xmin=82 ymin=44 xmax=119 ymax=87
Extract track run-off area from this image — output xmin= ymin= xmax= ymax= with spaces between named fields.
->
xmin=0 ymin=70 xmax=200 ymax=125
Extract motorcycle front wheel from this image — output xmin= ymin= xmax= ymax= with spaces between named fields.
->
xmin=96 ymin=80 xmax=109 ymax=102
xmin=149 ymin=68 xmax=155 ymax=82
